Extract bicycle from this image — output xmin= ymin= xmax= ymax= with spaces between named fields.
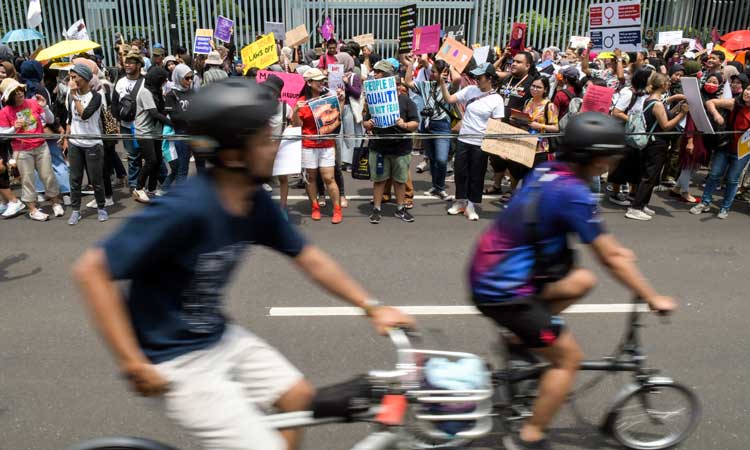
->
xmin=487 ymin=296 xmax=701 ymax=450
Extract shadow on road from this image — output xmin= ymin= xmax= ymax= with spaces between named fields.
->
xmin=0 ymin=253 xmax=42 ymax=283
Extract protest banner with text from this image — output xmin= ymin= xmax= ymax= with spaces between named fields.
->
xmin=589 ymin=0 xmax=642 ymax=51
xmin=256 ymin=70 xmax=306 ymax=108
xmin=398 ymin=4 xmax=417 ymax=53
xmin=413 ymin=24 xmax=441 ymax=55
xmin=308 ymin=95 xmax=342 ymax=134
xmin=193 ymin=29 xmax=213 ymax=55
xmin=214 ymin=16 xmax=234 ymax=42
xmin=437 ymin=37 xmax=474 ymax=73
xmin=363 ymin=76 xmax=400 ymax=128
xmin=482 ymin=119 xmax=537 ymax=168
xmin=241 ymin=33 xmax=278 ymax=72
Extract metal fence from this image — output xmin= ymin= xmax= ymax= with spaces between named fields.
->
xmin=1 ymin=0 xmax=749 ymax=65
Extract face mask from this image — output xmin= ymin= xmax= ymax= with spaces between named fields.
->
xmin=704 ymin=84 xmax=719 ymax=94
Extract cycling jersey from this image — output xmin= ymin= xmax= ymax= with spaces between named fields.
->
xmin=100 ymin=174 xmax=306 ymax=364
xmin=469 ymin=161 xmax=604 ymax=302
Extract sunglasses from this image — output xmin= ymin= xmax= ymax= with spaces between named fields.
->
xmin=184 ymin=75 xmax=194 ymax=80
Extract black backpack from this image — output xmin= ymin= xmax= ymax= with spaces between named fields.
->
xmin=116 ymin=77 xmax=143 ymax=122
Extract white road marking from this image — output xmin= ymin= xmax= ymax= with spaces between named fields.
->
xmin=268 ymin=304 xmax=650 ymax=317
xmin=272 ymin=195 xmax=501 ymax=201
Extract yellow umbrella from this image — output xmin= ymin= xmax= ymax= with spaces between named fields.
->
xmin=35 ymin=39 xmax=100 ymax=61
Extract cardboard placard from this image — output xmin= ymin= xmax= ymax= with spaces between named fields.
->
xmin=681 ymin=77 xmax=714 ymax=133
xmin=437 ymin=37 xmax=474 ymax=73
xmin=308 ymin=95 xmax=341 ymax=134
xmin=658 ymin=31 xmax=683 ymax=46
xmin=363 ymin=76 xmax=400 ymax=128
xmin=193 ymin=29 xmax=214 ymax=55
xmin=352 ymin=33 xmax=375 ymax=47
xmin=256 ymin=70 xmax=306 ymax=108
xmin=327 ymin=64 xmax=345 ymax=91
xmin=241 ymin=33 xmax=279 ymax=71
xmin=214 ymin=16 xmax=234 ymax=42
xmin=413 ymin=24 xmax=441 ymax=55
xmin=265 ymin=21 xmax=286 ymax=37
xmin=481 ymin=119 xmax=537 ymax=168
xmin=273 ymin=127 xmax=303 ymax=176
xmin=581 ymin=85 xmax=616 ymax=114
xmin=285 ymin=24 xmax=310 ymax=48
xmin=473 ymin=46 xmax=490 ymax=65
xmin=569 ymin=36 xmax=591 ymax=49
xmin=398 ymin=4 xmax=417 ymax=53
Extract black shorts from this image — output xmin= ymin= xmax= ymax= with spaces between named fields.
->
xmin=475 ymin=297 xmax=566 ymax=348
xmin=0 ymin=141 xmax=9 ymax=190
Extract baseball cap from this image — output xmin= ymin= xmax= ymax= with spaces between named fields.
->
xmin=561 ymin=65 xmax=580 ymax=79
xmin=373 ymin=60 xmax=394 ymax=74
xmin=303 ymin=68 xmax=326 ymax=81
xmin=125 ymin=51 xmax=144 ymax=65
xmin=469 ymin=62 xmax=496 ymax=78
xmin=152 ymin=47 xmax=167 ymax=56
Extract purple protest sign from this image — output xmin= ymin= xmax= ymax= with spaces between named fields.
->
xmin=215 ymin=16 xmax=234 ymax=42
xmin=321 ymin=16 xmax=334 ymax=41
xmin=413 ymin=24 xmax=441 ymax=55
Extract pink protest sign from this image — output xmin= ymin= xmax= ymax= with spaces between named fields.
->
xmin=256 ymin=71 xmax=306 ymax=108
xmin=413 ymin=24 xmax=441 ymax=55
xmin=581 ymin=85 xmax=616 ymax=114
xmin=321 ymin=17 xmax=334 ymax=40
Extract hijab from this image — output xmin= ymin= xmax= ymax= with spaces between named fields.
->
xmin=171 ymin=63 xmax=192 ymax=92
xmin=19 ymin=60 xmax=48 ymax=102
xmin=335 ymin=52 xmax=355 ymax=72
xmin=145 ymin=66 xmax=169 ymax=111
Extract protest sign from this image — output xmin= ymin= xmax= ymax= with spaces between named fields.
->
xmin=241 ymin=33 xmax=278 ymax=72
xmin=473 ymin=46 xmax=490 ymax=65
xmin=589 ymin=0 xmax=642 ymax=52
xmin=327 ymin=64 xmax=345 ymax=91
xmin=265 ymin=21 xmax=285 ymax=37
xmin=738 ymin=130 xmax=750 ymax=159
xmin=509 ymin=23 xmax=527 ymax=54
xmin=413 ymin=24 xmax=441 ymax=55
xmin=273 ymin=127 xmax=303 ymax=176
xmin=445 ymin=24 xmax=465 ymax=42
xmin=363 ymin=76 xmax=400 ymax=128
xmin=321 ymin=16 xmax=334 ymax=40
xmin=352 ymin=33 xmax=375 ymax=47
xmin=581 ymin=85 xmax=615 ymax=114
xmin=569 ymin=36 xmax=591 ymax=48
xmin=215 ymin=16 xmax=234 ymax=42
xmin=308 ymin=95 xmax=341 ymax=134
xmin=285 ymin=24 xmax=309 ymax=47
xmin=681 ymin=77 xmax=714 ymax=133
xmin=398 ymin=4 xmax=417 ymax=53
xmin=658 ymin=31 xmax=683 ymax=46
xmin=437 ymin=37 xmax=474 ymax=73
xmin=256 ymin=70 xmax=306 ymax=108
xmin=193 ymin=29 xmax=214 ymax=55
xmin=481 ymin=119 xmax=537 ymax=168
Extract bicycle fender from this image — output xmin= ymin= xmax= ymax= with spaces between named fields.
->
xmin=600 ymin=376 xmax=675 ymax=434
xmin=66 ymin=436 xmax=180 ymax=450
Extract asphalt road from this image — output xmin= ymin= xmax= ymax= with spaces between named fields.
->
xmin=1 ymin=165 xmax=749 ymax=450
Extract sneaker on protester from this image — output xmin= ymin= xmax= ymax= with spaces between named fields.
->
xmin=98 ymin=209 xmax=109 ymax=222
xmin=416 ymin=160 xmax=428 ymax=173
xmin=62 ymin=194 xmax=71 ymax=206
xmin=155 ymin=189 xmax=167 ymax=197
xmin=447 ymin=199 xmax=466 ymax=215
xmin=643 ymin=206 xmax=655 ymax=216
xmin=435 ymin=190 xmax=453 ymax=200
xmin=0 ymin=203 xmax=6 ymax=215
xmin=87 ymin=197 xmax=114 ymax=208
xmin=29 ymin=209 xmax=50 ymax=222
xmin=625 ymin=208 xmax=653 ymax=221
xmin=608 ymin=192 xmax=631 ymax=206
xmin=717 ymin=208 xmax=729 ymax=219
xmin=52 ymin=203 xmax=65 ymax=217
xmin=464 ymin=201 xmax=479 ymax=221
xmin=424 ymin=188 xmax=438 ymax=196
xmin=2 ymin=201 xmax=25 ymax=218
xmin=262 ymin=183 xmax=273 ymax=192
xmin=394 ymin=207 xmax=415 ymax=223
xmin=132 ymin=189 xmax=150 ymax=204
xmin=689 ymin=203 xmax=711 ymax=215
xmin=369 ymin=208 xmax=382 ymax=224
xmin=68 ymin=210 xmax=81 ymax=225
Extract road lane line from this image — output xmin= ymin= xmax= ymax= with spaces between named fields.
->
xmin=272 ymin=195 xmax=501 ymax=201
xmin=268 ymin=304 xmax=649 ymax=317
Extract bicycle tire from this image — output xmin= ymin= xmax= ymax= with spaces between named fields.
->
xmin=66 ymin=436 xmax=180 ymax=450
xmin=605 ymin=380 xmax=701 ymax=450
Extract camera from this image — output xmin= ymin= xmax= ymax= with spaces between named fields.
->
xmin=420 ymin=107 xmax=435 ymax=118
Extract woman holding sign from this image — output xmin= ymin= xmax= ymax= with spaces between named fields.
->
xmin=292 ymin=68 xmax=346 ymax=224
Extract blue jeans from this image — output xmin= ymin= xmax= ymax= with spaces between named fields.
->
xmin=122 ymin=125 xmax=141 ymax=188
xmin=701 ymin=150 xmax=750 ymax=210
xmin=424 ymin=118 xmax=452 ymax=191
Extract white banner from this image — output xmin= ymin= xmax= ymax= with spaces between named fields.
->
xmin=273 ymin=127 xmax=302 ymax=176
xmin=681 ymin=77 xmax=714 ymax=134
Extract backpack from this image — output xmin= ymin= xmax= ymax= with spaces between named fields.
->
xmin=624 ymin=96 xmax=656 ymax=150
xmin=115 ymin=77 xmax=143 ymax=122
xmin=548 ymin=92 xmax=582 ymax=152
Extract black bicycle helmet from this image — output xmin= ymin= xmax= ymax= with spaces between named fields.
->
xmin=185 ymin=77 xmax=278 ymax=152
xmin=560 ymin=112 xmax=627 ymax=162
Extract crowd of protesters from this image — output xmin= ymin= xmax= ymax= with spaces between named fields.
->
xmin=1 ymin=28 xmax=750 ymax=223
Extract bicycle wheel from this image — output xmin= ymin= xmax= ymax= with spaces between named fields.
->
xmin=66 ymin=437 xmax=180 ymax=450
xmin=607 ymin=381 xmax=701 ymax=450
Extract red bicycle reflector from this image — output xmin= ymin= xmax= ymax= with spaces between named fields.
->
xmin=376 ymin=394 xmax=407 ymax=425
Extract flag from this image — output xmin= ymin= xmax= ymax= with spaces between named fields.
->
xmin=321 ymin=16 xmax=334 ymax=41
xmin=711 ymin=27 xmax=721 ymax=44
xmin=64 ymin=19 xmax=90 ymax=41
xmin=27 ymin=0 xmax=42 ymax=28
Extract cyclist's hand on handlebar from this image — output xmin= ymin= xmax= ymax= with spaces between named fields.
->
xmin=121 ymin=361 xmax=170 ymax=397
xmin=647 ymin=295 xmax=677 ymax=315
xmin=369 ymin=306 xmax=416 ymax=335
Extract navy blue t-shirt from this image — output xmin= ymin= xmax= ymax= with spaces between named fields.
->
xmin=101 ymin=175 xmax=306 ymax=364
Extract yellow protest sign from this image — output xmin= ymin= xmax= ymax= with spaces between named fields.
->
xmin=241 ymin=33 xmax=278 ymax=73
xmin=481 ymin=119 xmax=537 ymax=168
xmin=738 ymin=130 xmax=750 ymax=159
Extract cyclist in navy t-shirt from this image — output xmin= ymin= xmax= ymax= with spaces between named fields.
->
xmin=72 ymin=78 xmax=414 ymax=450
xmin=469 ymin=113 xmax=676 ymax=450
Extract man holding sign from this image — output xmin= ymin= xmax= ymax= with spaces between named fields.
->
xmin=362 ymin=61 xmax=419 ymax=224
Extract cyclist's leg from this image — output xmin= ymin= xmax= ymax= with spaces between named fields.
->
xmin=538 ymin=268 xmax=597 ymax=314
xmin=275 ymin=380 xmax=316 ymax=450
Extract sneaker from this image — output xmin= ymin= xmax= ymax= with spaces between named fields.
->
xmin=424 ymin=188 xmax=438 ymax=196
xmin=608 ymin=192 xmax=631 ymax=206
xmin=369 ymin=208 xmax=382 ymax=224
xmin=87 ymin=197 xmax=114 ymax=208
xmin=416 ymin=160 xmax=428 ymax=173
xmin=68 ymin=210 xmax=81 ymax=225
xmin=717 ymin=208 xmax=729 ymax=219
xmin=318 ymin=195 xmax=327 ymax=207
xmin=464 ymin=201 xmax=479 ymax=221
xmin=52 ymin=203 xmax=65 ymax=217
xmin=262 ymin=183 xmax=273 ymax=192
xmin=62 ymin=194 xmax=71 ymax=206
xmin=689 ymin=203 xmax=711 ymax=215
xmin=133 ymin=189 xmax=150 ymax=204
xmin=395 ymin=207 xmax=415 ymax=222
xmin=2 ymin=201 xmax=25 ymax=218
xmin=643 ymin=206 xmax=655 ymax=216
xmin=331 ymin=205 xmax=343 ymax=224
xmin=503 ymin=433 xmax=552 ymax=450
xmin=662 ymin=178 xmax=677 ymax=187
xmin=36 ymin=194 xmax=46 ymax=203
xmin=625 ymin=208 xmax=653 ymax=221
xmin=97 ymin=209 xmax=109 ymax=222
xmin=155 ymin=189 xmax=167 ymax=197
xmin=447 ymin=200 xmax=466 ymax=215
xmin=436 ymin=190 xmax=453 ymax=201
xmin=29 ymin=209 xmax=49 ymax=222
xmin=311 ymin=203 xmax=321 ymax=221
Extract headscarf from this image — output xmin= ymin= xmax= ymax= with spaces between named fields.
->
xmin=0 ymin=61 xmax=17 ymax=80
xmin=334 ymin=52 xmax=355 ymax=72
xmin=145 ymin=66 xmax=169 ymax=111
xmin=171 ymin=63 xmax=192 ymax=92
xmin=19 ymin=60 xmax=46 ymax=100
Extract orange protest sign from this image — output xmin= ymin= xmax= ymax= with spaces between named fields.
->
xmin=436 ymin=37 xmax=474 ymax=73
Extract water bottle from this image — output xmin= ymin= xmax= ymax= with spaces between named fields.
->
xmin=376 ymin=153 xmax=384 ymax=176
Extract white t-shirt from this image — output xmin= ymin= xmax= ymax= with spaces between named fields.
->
xmin=114 ymin=76 xmax=139 ymax=128
xmin=67 ymin=90 xmax=103 ymax=148
xmin=455 ymin=86 xmax=505 ymax=146
xmin=613 ymin=87 xmax=646 ymax=115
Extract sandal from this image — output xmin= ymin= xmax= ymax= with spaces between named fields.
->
xmin=483 ymin=185 xmax=503 ymax=195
